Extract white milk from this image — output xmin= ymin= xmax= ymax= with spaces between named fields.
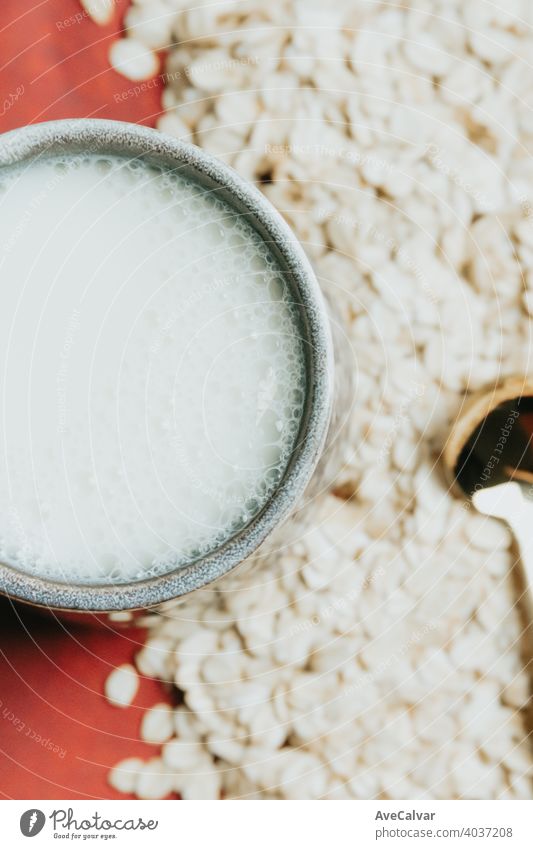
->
xmin=0 ymin=154 xmax=306 ymax=584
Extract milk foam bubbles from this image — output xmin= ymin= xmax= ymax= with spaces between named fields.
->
xmin=0 ymin=154 xmax=306 ymax=584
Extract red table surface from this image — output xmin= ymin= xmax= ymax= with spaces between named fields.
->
xmin=0 ymin=0 xmax=169 ymax=800
xmin=0 ymin=602 xmax=173 ymax=800
xmin=0 ymin=0 xmax=163 ymax=131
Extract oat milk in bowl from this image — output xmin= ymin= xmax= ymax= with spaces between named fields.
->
xmin=0 ymin=120 xmax=334 ymax=614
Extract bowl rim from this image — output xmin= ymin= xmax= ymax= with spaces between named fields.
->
xmin=0 ymin=118 xmax=334 ymax=612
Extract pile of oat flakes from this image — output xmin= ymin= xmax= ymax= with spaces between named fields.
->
xmin=83 ymin=0 xmax=532 ymax=798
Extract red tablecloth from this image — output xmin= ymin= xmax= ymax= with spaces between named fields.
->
xmin=0 ymin=0 xmax=169 ymax=800
xmin=0 ymin=602 xmax=172 ymax=800
xmin=0 ymin=0 xmax=162 ymax=131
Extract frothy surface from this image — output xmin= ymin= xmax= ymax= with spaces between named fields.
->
xmin=0 ymin=154 xmax=306 ymax=584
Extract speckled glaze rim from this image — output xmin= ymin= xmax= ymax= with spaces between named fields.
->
xmin=0 ymin=118 xmax=334 ymax=612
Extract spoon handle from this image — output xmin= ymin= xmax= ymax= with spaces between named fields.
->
xmin=473 ymin=482 xmax=533 ymax=627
